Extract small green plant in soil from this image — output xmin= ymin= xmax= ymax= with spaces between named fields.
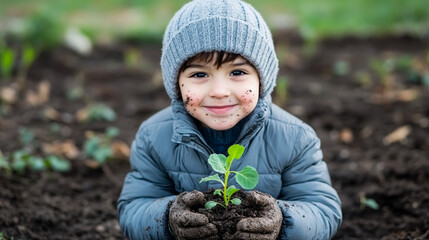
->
xmin=199 ymin=144 xmax=259 ymax=210
xmin=0 ymin=46 xmax=14 ymax=79
xmin=360 ymin=196 xmax=379 ymax=210
xmin=0 ymin=42 xmax=37 ymax=83
xmin=84 ymin=127 xmax=119 ymax=165
xmin=368 ymin=55 xmax=429 ymax=91
xmin=18 ymin=126 xmax=35 ymax=151
xmin=395 ymin=55 xmax=429 ymax=87
xmin=332 ymin=60 xmax=350 ymax=77
xmin=0 ymin=127 xmax=70 ymax=174
xmin=80 ymin=103 xmax=117 ymax=123
xmin=0 ymin=150 xmax=70 ymax=174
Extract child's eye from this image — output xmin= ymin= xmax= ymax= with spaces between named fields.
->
xmin=230 ymin=70 xmax=246 ymax=76
xmin=190 ymin=72 xmax=208 ymax=78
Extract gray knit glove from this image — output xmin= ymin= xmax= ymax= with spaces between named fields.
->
xmin=228 ymin=191 xmax=283 ymax=240
xmin=169 ymin=190 xmax=218 ymax=240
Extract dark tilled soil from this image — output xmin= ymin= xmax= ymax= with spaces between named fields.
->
xmin=1 ymin=34 xmax=429 ymax=240
xmin=197 ymin=189 xmax=259 ymax=239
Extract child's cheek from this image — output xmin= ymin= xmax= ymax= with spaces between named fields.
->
xmin=183 ymin=91 xmax=200 ymax=115
xmin=240 ymin=89 xmax=258 ymax=114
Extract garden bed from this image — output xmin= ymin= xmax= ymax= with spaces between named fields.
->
xmin=1 ymin=34 xmax=428 ymax=239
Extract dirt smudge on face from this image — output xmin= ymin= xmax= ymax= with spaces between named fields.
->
xmin=184 ymin=96 xmax=190 ymax=106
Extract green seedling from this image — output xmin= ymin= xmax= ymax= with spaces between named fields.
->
xmin=45 ymin=155 xmax=71 ymax=172
xmin=12 ymin=151 xmax=70 ymax=173
xmin=82 ymin=103 xmax=117 ymax=122
xmin=0 ymin=127 xmax=71 ymax=174
xmin=84 ymin=127 xmax=119 ymax=165
xmin=18 ymin=126 xmax=38 ymax=154
xmin=332 ymin=60 xmax=350 ymax=76
xmin=0 ymin=47 xmax=15 ymax=79
xmin=394 ymin=55 xmax=429 ymax=87
xmin=394 ymin=55 xmax=420 ymax=85
xmin=199 ymin=144 xmax=259 ymax=209
xmin=18 ymin=127 xmax=35 ymax=147
xmin=21 ymin=44 xmax=36 ymax=70
xmin=360 ymin=196 xmax=379 ymax=210
xmin=0 ymin=150 xmax=70 ymax=173
xmin=67 ymin=85 xmax=85 ymax=101
xmin=0 ymin=43 xmax=37 ymax=82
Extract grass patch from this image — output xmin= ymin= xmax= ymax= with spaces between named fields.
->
xmin=1 ymin=0 xmax=429 ymax=44
xmin=277 ymin=0 xmax=429 ymax=40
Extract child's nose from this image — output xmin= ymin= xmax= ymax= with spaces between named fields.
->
xmin=209 ymin=77 xmax=230 ymax=98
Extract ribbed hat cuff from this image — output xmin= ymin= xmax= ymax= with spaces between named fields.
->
xmin=161 ymin=16 xmax=278 ymax=100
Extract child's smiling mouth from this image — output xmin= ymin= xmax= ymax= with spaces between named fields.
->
xmin=205 ymin=105 xmax=236 ymax=115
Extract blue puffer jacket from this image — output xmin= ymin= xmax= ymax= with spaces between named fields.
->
xmin=117 ymin=97 xmax=342 ymax=240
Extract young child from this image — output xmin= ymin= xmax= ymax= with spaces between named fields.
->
xmin=117 ymin=0 xmax=342 ymax=239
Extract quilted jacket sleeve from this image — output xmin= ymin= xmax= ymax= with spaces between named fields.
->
xmin=117 ymin=127 xmax=176 ymax=240
xmin=277 ymin=126 xmax=342 ymax=240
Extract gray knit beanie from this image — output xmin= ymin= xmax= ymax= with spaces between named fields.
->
xmin=160 ymin=0 xmax=279 ymax=100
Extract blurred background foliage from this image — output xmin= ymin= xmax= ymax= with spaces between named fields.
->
xmin=1 ymin=0 xmax=429 ymax=48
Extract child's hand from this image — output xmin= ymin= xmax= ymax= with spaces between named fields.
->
xmin=169 ymin=190 xmax=218 ymax=240
xmin=230 ymin=191 xmax=282 ymax=240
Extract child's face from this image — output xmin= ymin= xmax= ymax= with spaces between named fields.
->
xmin=178 ymin=56 xmax=260 ymax=131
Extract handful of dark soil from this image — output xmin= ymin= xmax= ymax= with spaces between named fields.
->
xmin=192 ymin=189 xmax=267 ymax=239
